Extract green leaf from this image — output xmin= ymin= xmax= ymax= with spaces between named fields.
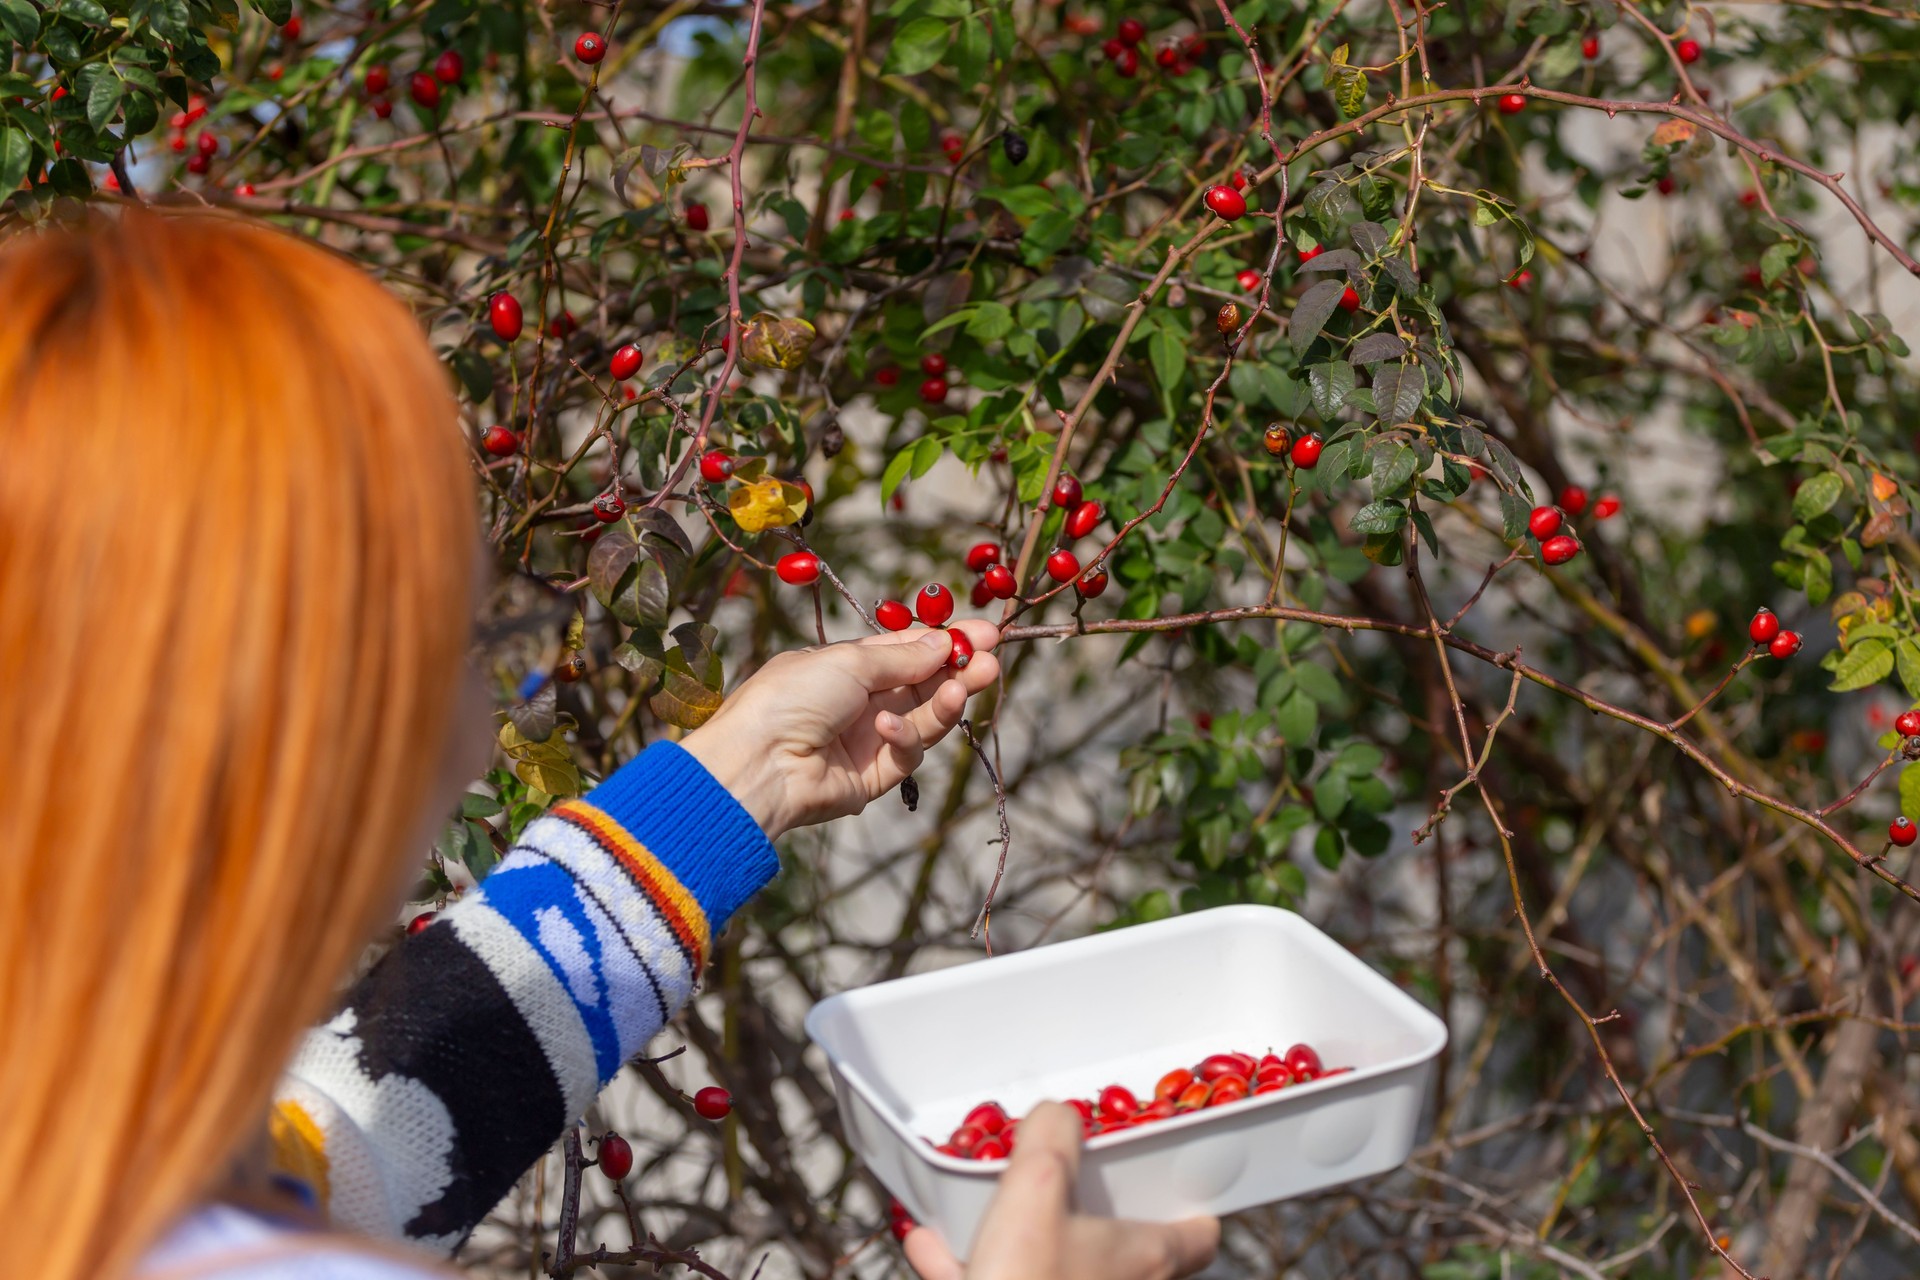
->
xmin=1308 ymin=360 xmax=1354 ymax=418
xmin=910 ymin=432 xmax=944 ymax=478
xmin=1369 ymin=441 xmax=1418 ymax=498
xmin=881 ymin=446 xmax=915 ymax=504
xmin=448 ymin=348 xmax=494 ymax=402
xmin=1275 ymin=687 xmax=1317 ymax=745
xmin=1896 ymin=639 xmax=1920 ymax=700
xmin=966 ymin=300 xmax=1015 ymax=339
xmin=1291 ymin=279 xmax=1346 ymax=357
xmin=0 ymin=0 xmax=40 ymax=44
xmin=1148 ymin=325 xmax=1184 ymax=394
xmin=1901 ymin=762 xmax=1920 ymax=821
xmin=1791 ymin=471 xmax=1845 ymax=521
xmin=249 ymin=0 xmax=292 ymax=22
xmin=885 ymin=17 xmax=952 ymax=75
xmin=0 ymin=127 xmax=30 ymax=196
xmin=1372 ymin=363 xmax=1425 ymax=423
xmin=1350 ymin=500 xmax=1407 ymax=534
xmin=1829 ymin=638 xmax=1892 ymax=692
xmin=63 ymin=0 xmax=110 ymax=24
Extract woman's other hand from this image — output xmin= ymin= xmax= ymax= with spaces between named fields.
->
xmin=903 ymin=1103 xmax=1220 ymax=1280
xmin=681 ymin=620 xmax=1000 ymax=840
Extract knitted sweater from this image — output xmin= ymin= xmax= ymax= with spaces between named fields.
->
xmin=140 ymin=741 xmax=781 ymax=1277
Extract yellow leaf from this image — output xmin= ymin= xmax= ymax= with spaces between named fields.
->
xmin=740 ymin=312 xmax=817 ymax=370
xmin=649 ymin=670 xmax=723 ymax=730
xmin=729 ymin=476 xmax=809 ymax=532
xmin=1650 ymin=119 xmax=1696 ymax=148
xmin=498 ymin=721 xmax=584 ymax=798
xmin=1872 ymin=472 xmax=1898 ymax=503
xmin=1330 ymin=43 xmax=1350 ymax=67
xmin=1684 ymin=610 xmax=1717 ymax=640
xmin=565 ymin=613 xmax=586 ymax=652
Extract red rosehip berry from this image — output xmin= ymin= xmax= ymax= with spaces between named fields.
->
xmin=598 ymin=1132 xmax=633 ymax=1180
xmin=282 ymin=15 xmax=302 ymax=39
xmin=1497 ymin=93 xmax=1526 ymax=115
xmin=547 ymin=310 xmax=578 ymax=339
xmin=406 ymin=912 xmax=435 ymax=935
xmin=947 ymin=628 xmax=975 ymax=669
xmin=962 ymin=1102 xmax=1009 ymax=1135
xmin=965 ymin=542 xmax=1002 ymax=572
xmin=1594 ymin=493 xmax=1621 ymax=519
xmin=1748 ymin=608 xmax=1780 ymax=644
xmin=1229 ymin=169 xmax=1248 ymax=191
xmin=488 ymin=292 xmax=523 ymax=341
xmin=591 ymin=493 xmax=625 ymax=522
xmin=1204 ymin=185 xmax=1247 ymax=221
xmin=433 ymin=49 xmax=464 ymax=84
xmin=1112 ymin=46 xmax=1139 ymax=76
xmin=186 ymin=153 xmax=210 ymax=175
xmin=1196 ymin=1052 xmax=1254 ymax=1082
xmin=876 ymin=599 xmax=913 ymax=631
xmin=609 ymin=343 xmax=644 ymax=381
xmin=1893 ymin=817 xmax=1918 ymax=847
xmin=1077 ymin=565 xmax=1109 ymax=597
xmin=196 ymin=131 xmax=219 ymax=156
xmin=1656 ymin=175 xmax=1676 ymax=196
xmin=685 ymin=201 xmax=710 ymax=231
xmin=983 ymin=564 xmax=1017 ymax=599
xmin=970 ymin=578 xmax=994 ymax=608
xmin=1896 ymin=710 xmax=1920 ymax=738
xmin=1557 ymin=484 xmax=1589 ymax=515
xmin=1046 ymin=548 xmax=1080 ymax=582
xmin=1582 ymin=34 xmax=1599 ymax=59
xmin=915 ymin=583 xmax=955 ymax=626
xmin=693 ymin=1085 xmax=732 ymax=1119
xmin=1207 ymin=1076 xmax=1251 ymax=1105
xmin=481 ymin=425 xmax=521 ymax=457
xmin=975 ymin=1136 xmax=1010 ymax=1160
xmin=1676 ymin=38 xmax=1701 ymax=64
xmin=699 ymin=449 xmax=735 ymax=484
xmin=370 ymin=95 xmax=393 ymax=118
xmin=1064 ymin=500 xmax=1104 ymax=540
xmin=364 ymin=63 xmax=391 ymax=94
xmin=888 ymin=1197 xmax=917 ymax=1241
xmin=1116 ymin=16 xmax=1146 ymax=45
xmin=1338 ymin=285 xmax=1361 ymax=312
xmin=1155 ymin=1068 xmax=1195 ymax=1101
xmin=1768 ymin=630 xmax=1803 ymax=660
xmin=920 ymin=352 xmax=948 ymax=377
xmin=1102 ymin=37 xmax=1124 ymax=58
xmin=409 ymin=71 xmax=441 ymax=109
xmin=1527 ymin=505 xmax=1563 ymax=540
xmin=873 ymin=366 xmax=899 ymax=387
xmin=1237 ymin=268 xmax=1261 ymax=291
xmin=1540 ymin=534 xmax=1581 ymax=566
xmin=170 ymin=132 xmax=188 ymax=152
xmin=1297 ymin=243 xmax=1325 ymax=262
xmin=1052 ymin=475 xmax=1083 ymax=508
xmin=1155 ymin=45 xmax=1181 ymax=70
xmin=1283 ymin=1043 xmax=1323 ymax=1077
xmin=776 ymin=552 xmax=821 ymax=586
xmin=1507 ymin=270 xmax=1533 ymax=289
xmin=919 ymin=376 xmax=949 ymax=404
xmin=575 ymin=32 xmax=607 ymax=63
xmin=235 ymin=182 xmax=255 ymax=197
xmin=1097 ymin=1084 xmax=1140 ymax=1120
xmin=1290 ymin=433 xmax=1324 ymax=468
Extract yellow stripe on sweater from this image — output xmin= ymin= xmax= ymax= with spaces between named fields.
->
xmin=268 ymin=1098 xmax=332 ymax=1213
xmin=554 ymin=800 xmax=712 ymax=972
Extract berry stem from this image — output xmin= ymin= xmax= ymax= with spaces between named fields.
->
xmin=1666 ymin=650 xmax=1760 ymax=733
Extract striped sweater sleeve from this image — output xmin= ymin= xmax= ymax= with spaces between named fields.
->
xmin=266 ymin=741 xmax=780 ymax=1252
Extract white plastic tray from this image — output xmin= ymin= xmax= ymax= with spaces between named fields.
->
xmin=804 ymin=904 xmax=1447 ymax=1259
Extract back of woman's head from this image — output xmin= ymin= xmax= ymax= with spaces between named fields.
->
xmin=0 ymin=208 xmax=477 ymax=1280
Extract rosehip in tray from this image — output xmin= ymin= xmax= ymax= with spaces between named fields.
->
xmin=1207 ymin=1076 xmax=1250 ymax=1106
xmin=974 ymin=1136 xmax=1009 ymax=1161
xmin=915 ymin=583 xmax=955 ymax=626
xmin=1175 ymin=1079 xmax=1212 ymax=1110
xmin=962 ymin=1100 xmax=1008 ymax=1135
xmin=1283 ymin=1043 xmax=1323 ymax=1077
xmin=1097 ymin=1084 xmax=1140 ymax=1120
xmin=1155 ymin=1068 xmax=1195 ymax=1101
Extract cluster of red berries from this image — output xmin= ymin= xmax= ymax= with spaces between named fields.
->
xmin=360 ymin=62 xmax=394 ymax=118
xmin=385 ymin=49 xmax=463 ymax=113
xmin=928 ymin=1043 xmax=1343 ymax=1162
xmin=870 ymin=352 xmax=956 ymax=405
xmin=939 ymin=132 xmax=967 ymax=165
xmin=962 ymin=541 xmax=1018 ymax=606
xmin=1525 ymin=503 xmax=1582 ymax=567
xmin=1746 ymin=607 xmax=1802 ymax=661
xmin=1261 ymin=423 xmax=1324 ymax=471
xmin=873 ymin=584 xmax=976 ymax=668
xmin=1043 ymin=475 xmax=1110 ymax=596
xmin=165 ymin=96 xmax=214 ymax=172
xmin=1098 ymin=16 xmax=1148 ymax=77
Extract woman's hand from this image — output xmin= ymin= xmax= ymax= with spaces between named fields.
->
xmin=904 ymin=1103 xmax=1220 ymax=1280
xmin=681 ymin=620 xmax=1001 ymax=840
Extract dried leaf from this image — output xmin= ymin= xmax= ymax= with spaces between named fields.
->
xmin=508 ymin=681 xmax=558 ymax=742
xmin=740 ymin=313 xmax=817 ymax=370
xmin=729 ymin=476 xmax=809 ymax=532
xmin=650 ymin=668 xmax=723 ymax=729
xmin=1871 ymin=472 xmax=1899 ymax=503
xmin=498 ymin=719 xmax=583 ymax=798
xmin=1650 ymin=119 xmax=1696 ymax=148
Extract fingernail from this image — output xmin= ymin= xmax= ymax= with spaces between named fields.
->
xmin=877 ymin=711 xmax=901 ymax=733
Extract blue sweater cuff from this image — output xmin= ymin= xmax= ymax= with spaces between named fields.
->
xmin=584 ymin=740 xmax=781 ymax=933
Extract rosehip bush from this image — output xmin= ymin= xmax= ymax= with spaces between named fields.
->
xmin=13 ymin=1 xmax=1920 ymax=1277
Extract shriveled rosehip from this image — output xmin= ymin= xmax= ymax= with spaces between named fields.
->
xmin=481 ymin=425 xmax=521 ymax=457
xmin=574 ymin=32 xmax=607 ymax=63
xmin=1338 ymin=285 xmax=1361 ymax=312
xmin=965 ymin=542 xmax=1002 ymax=572
xmin=1676 ymin=37 xmax=1701 ymax=64
xmin=1582 ymin=34 xmax=1599 ymax=59
xmin=1001 ymin=130 xmax=1029 ymax=166
xmin=776 ymin=552 xmax=821 ymax=585
xmin=1097 ymin=1084 xmax=1140 ymax=1120
xmin=406 ymin=911 xmax=435 ymax=935
xmin=1155 ymin=1068 xmax=1195 ymax=1101
xmin=433 ymin=49 xmax=464 ymax=83
xmin=609 ymin=343 xmax=644 ymax=381
xmin=1769 ymin=630 xmax=1803 ymax=660
xmin=1896 ymin=710 xmax=1920 ymax=737
xmin=489 ymin=291 xmax=523 ymax=341
xmin=1116 ymin=16 xmax=1146 ymax=45
xmin=915 ymin=583 xmax=955 ymax=626
xmin=1298 ymin=243 xmax=1325 ymax=262
xmin=1291 ymin=433 xmax=1324 ymax=469
xmin=1558 ymin=484 xmax=1589 ymax=515
xmin=983 ymin=564 xmax=1017 ymax=599
xmin=598 ymin=1132 xmax=633 ymax=1180
xmin=554 ymin=654 xmax=587 ymax=682
xmin=409 ymin=71 xmax=442 ymax=108
xmin=919 ymin=376 xmax=949 ymax=404
xmin=1594 ymin=493 xmax=1621 ymax=520
xmin=1204 ymin=185 xmax=1247 ymax=221
xmin=1064 ymin=501 xmax=1103 ymax=540
xmin=693 ymin=1085 xmax=732 ymax=1119
xmin=1496 ymin=93 xmax=1526 ymax=115
xmin=1540 ymin=534 xmax=1581 ymax=566
xmin=1237 ymin=268 xmax=1262 ymax=291
xmin=1527 ymin=505 xmax=1563 ymax=540
xmin=1282 ymin=1043 xmax=1322 ymax=1077
xmin=962 ymin=1102 xmax=1009 ymax=1135
xmin=1046 ymin=548 xmax=1080 ymax=582
xmin=591 ymin=493 xmax=625 ymax=522
xmin=874 ymin=366 xmax=899 ymax=387
xmin=947 ymin=628 xmax=975 ymax=669
xmin=1216 ymin=302 xmax=1242 ymax=334
xmin=1893 ymin=817 xmax=1918 ymax=847
xmin=699 ymin=449 xmax=735 ymax=483
xmin=1748 ymin=608 xmax=1780 ymax=644
xmin=364 ymin=62 xmax=392 ymax=94
xmin=1052 ymin=475 xmax=1083 ymax=508
xmin=876 ymin=599 xmax=913 ymax=631
xmin=1077 ymin=565 xmax=1109 ymax=598
xmin=686 ymin=201 xmax=710 ymax=231
xmin=1263 ymin=424 xmax=1291 ymax=456
xmin=920 ymin=352 xmax=948 ymax=377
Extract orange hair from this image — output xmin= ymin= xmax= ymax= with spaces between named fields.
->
xmin=0 ymin=208 xmax=478 ymax=1280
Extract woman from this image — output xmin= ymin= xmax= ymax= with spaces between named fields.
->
xmin=0 ymin=208 xmax=1216 ymax=1280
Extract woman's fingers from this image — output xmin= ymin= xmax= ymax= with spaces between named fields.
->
xmin=873 ymin=709 xmax=927 ymax=781
xmin=902 ymin=1227 xmax=964 ymax=1280
xmin=1062 ymin=1215 xmax=1221 ymax=1280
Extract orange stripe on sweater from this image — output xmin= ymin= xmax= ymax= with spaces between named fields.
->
xmin=553 ymin=800 xmax=711 ymax=972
